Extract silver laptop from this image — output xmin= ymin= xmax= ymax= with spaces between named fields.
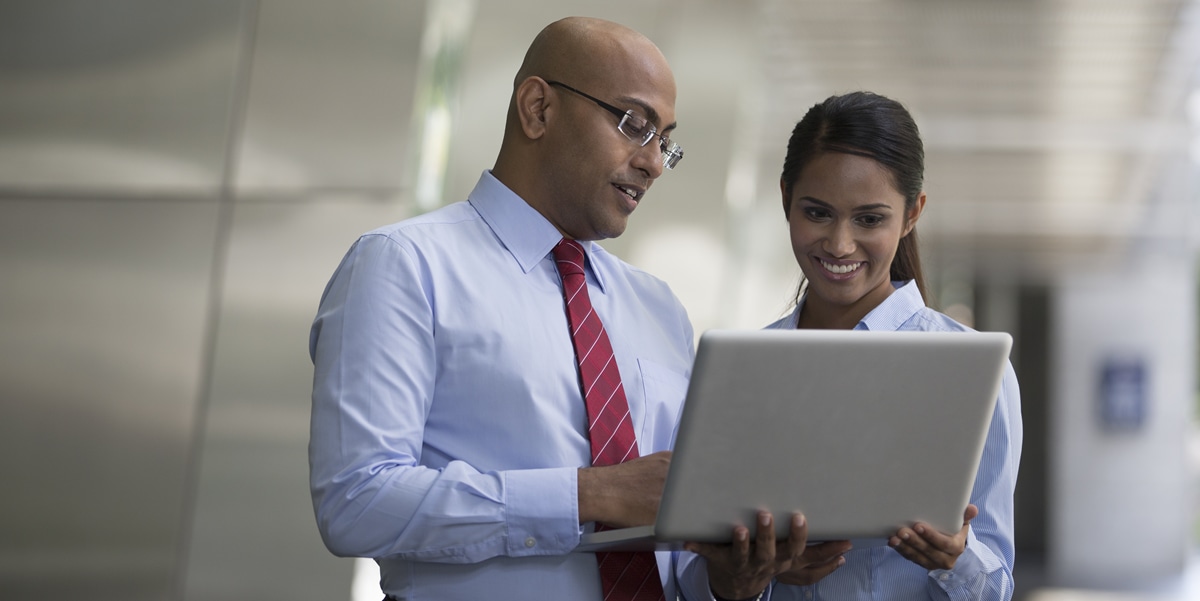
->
xmin=576 ymin=328 xmax=1011 ymax=552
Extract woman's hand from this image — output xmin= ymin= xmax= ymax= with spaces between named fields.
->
xmin=889 ymin=504 xmax=978 ymax=570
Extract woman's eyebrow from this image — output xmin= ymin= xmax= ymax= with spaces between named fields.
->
xmin=798 ymin=196 xmax=893 ymax=212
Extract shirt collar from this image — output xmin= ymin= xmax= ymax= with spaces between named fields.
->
xmin=856 ymin=280 xmax=925 ymax=331
xmin=789 ymin=280 xmax=924 ymax=330
xmin=467 ymin=171 xmax=609 ymax=290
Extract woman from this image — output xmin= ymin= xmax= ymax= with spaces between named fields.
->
xmin=767 ymin=92 xmax=1023 ymax=600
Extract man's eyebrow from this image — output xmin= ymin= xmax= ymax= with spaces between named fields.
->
xmin=616 ymin=96 xmax=677 ymax=133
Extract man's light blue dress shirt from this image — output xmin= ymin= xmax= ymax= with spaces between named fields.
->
xmin=309 ymin=172 xmax=700 ymax=600
xmin=764 ymin=281 xmax=1023 ymax=601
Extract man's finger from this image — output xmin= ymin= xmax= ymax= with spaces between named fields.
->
xmin=754 ymin=511 xmax=776 ymax=562
xmin=799 ymin=539 xmax=851 ymax=565
xmin=776 ymin=553 xmax=848 ymax=587
xmin=807 ymin=554 xmax=847 ymax=579
xmin=787 ymin=513 xmax=809 ymax=558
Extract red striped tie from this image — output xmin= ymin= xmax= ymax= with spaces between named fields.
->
xmin=553 ymin=239 xmax=665 ymax=601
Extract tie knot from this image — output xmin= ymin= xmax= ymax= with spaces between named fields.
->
xmin=553 ymin=239 xmax=586 ymax=277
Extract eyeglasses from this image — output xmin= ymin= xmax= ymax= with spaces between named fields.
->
xmin=547 ymin=80 xmax=684 ymax=170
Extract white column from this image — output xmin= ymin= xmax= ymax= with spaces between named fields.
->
xmin=1051 ymin=260 xmax=1193 ymax=586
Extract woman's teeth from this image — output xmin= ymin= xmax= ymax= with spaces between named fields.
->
xmin=821 ymin=260 xmax=861 ymax=274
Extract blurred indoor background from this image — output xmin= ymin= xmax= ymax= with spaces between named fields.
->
xmin=1 ymin=0 xmax=1198 ymax=599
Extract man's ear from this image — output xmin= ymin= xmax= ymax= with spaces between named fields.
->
xmin=902 ymin=191 xmax=927 ymax=236
xmin=514 ymin=76 xmax=552 ymax=140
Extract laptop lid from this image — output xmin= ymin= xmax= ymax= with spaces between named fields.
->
xmin=578 ymin=328 xmax=1010 ymax=551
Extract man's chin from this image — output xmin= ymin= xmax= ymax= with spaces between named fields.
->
xmin=588 ymin=217 xmax=630 ymax=241
xmin=597 ymin=224 xmax=628 ymax=240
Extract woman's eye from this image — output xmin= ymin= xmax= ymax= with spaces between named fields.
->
xmin=858 ymin=214 xmax=884 ymax=227
xmin=803 ymin=207 xmax=830 ymax=221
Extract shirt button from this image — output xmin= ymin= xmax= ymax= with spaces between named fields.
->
xmin=524 ymin=537 xmax=537 ymax=548
xmin=939 ymin=573 xmax=950 ymax=581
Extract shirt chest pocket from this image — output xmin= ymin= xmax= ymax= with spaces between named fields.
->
xmin=637 ymin=357 xmax=690 ymax=452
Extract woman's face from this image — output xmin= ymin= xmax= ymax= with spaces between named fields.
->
xmin=784 ymin=151 xmax=923 ymax=325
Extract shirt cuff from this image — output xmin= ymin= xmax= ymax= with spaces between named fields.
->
xmin=675 ymin=551 xmax=711 ymax=601
xmin=929 ymin=527 xmax=986 ymax=591
xmin=675 ymin=551 xmax=773 ymax=601
xmin=503 ymin=466 xmax=579 ymax=556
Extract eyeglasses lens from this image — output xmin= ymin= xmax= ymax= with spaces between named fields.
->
xmin=615 ymin=104 xmax=683 ymax=169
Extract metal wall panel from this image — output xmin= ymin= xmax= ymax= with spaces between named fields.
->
xmin=0 ymin=199 xmax=221 ymax=600
xmin=234 ymin=0 xmax=426 ymax=193
xmin=180 ymin=3 xmax=431 ymax=597
xmin=0 ymin=2 xmax=246 ymax=598
xmin=0 ymin=0 xmax=246 ymax=193
xmin=181 ymin=199 xmax=406 ymax=601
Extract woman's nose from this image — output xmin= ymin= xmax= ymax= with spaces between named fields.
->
xmin=823 ymin=222 xmax=856 ymax=257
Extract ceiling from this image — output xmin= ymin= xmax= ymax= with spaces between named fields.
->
xmin=431 ymin=0 xmax=1200 ymax=287
xmin=750 ymin=0 xmax=1200 ymax=270
xmin=3 ymin=0 xmax=1198 ymax=295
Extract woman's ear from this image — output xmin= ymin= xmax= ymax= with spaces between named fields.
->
xmin=780 ymin=179 xmax=792 ymax=220
xmin=902 ymin=191 xmax=926 ymax=236
xmin=514 ymin=76 xmax=552 ymax=140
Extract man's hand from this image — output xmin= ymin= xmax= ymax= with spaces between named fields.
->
xmin=775 ymin=540 xmax=852 ymax=586
xmin=889 ymin=504 xmax=978 ymax=571
xmin=577 ymin=450 xmax=671 ymax=527
xmin=685 ymin=511 xmax=809 ymax=600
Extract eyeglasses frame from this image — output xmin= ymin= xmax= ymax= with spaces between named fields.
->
xmin=545 ymin=80 xmax=683 ymax=170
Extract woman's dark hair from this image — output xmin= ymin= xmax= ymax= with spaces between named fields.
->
xmin=780 ymin=91 xmax=928 ymax=303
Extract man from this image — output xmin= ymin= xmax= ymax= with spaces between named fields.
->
xmin=309 ymin=17 xmax=816 ymax=600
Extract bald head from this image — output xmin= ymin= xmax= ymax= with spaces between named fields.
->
xmin=492 ymin=17 xmax=678 ymax=240
xmin=500 ymin=17 xmax=675 ymax=145
xmin=515 ymin=17 xmax=666 ymax=92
